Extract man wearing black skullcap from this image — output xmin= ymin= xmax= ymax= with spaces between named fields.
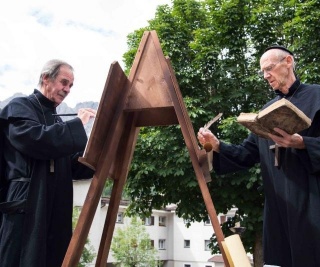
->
xmin=198 ymin=46 xmax=320 ymax=267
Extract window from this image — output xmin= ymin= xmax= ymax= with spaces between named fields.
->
xmin=220 ymin=215 xmax=226 ymax=224
xmin=116 ymin=212 xmax=124 ymax=223
xmin=184 ymin=264 xmax=191 ymax=267
xmin=159 ymin=216 xmax=166 ymax=226
xmin=221 ymin=215 xmax=234 ymax=224
xmin=144 ymin=216 xmax=154 ymax=226
xmin=184 ymin=240 xmax=190 ymax=248
xmin=227 ymin=215 xmax=233 ymax=221
xmin=150 ymin=240 xmax=154 ymax=248
xmin=205 ymin=265 xmax=212 ymax=267
xmin=204 ymin=217 xmax=211 ymax=225
xmin=158 ymin=239 xmax=166 ymax=250
xmin=204 ymin=240 xmax=211 ymax=251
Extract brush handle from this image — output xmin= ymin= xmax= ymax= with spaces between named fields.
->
xmin=52 ymin=113 xmax=77 ymax=116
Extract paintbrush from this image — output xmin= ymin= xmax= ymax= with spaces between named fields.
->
xmin=52 ymin=113 xmax=77 ymax=116
xmin=203 ymin=113 xmax=223 ymax=152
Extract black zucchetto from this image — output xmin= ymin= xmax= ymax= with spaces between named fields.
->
xmin=264 ymin=45 xmax=294 ymax=56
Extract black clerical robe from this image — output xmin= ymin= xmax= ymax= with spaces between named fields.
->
xmin=0 ymin=89 xmax=94 ymax=267
xmin=213 ymin=80 xmax=320 ymax=267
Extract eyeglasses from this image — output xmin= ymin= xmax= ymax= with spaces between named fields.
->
xmin=258 ymin=57 xmax=286 ymax=77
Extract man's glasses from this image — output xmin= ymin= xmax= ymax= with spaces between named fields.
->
xmin=258 ymin=57 xmax=286 ymax=77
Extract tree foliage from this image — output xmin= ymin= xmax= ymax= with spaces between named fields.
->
xmin=122 ymin=0 xmax=320 ymax=264
xmin=111 ymin=217 xmax=159 ymax=267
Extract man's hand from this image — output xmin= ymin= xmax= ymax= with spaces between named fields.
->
xmin=197 ymin=127 xmax=220 ymax=152
xmin=77 ymin=108 xmax=96 ymax=125
xmin=268 ymin=127 xmax=305 ymax=149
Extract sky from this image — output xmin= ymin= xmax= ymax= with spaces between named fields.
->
xmin=0 ymin=0 xmax=172 ymax=107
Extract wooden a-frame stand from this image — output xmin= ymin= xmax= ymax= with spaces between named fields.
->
xmin=62 ymin=31 xmax=250 ymax=267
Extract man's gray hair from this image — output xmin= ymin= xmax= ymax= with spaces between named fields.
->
xmin=38 ymin=59 xmax=74 ymax=87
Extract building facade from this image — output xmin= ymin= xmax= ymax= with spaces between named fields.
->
xmin=73 ymin=179 xmax=237 ymax=267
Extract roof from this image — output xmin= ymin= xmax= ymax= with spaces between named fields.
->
xmin=208 ymin=255 xmax=253 ymax=265
xmin=208 ymin=255 xmax=224 ymax=263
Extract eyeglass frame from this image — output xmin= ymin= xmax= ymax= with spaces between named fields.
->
xmin=258 ymin=56 xmax=287 ymax=77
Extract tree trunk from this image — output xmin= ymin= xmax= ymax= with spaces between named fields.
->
xmin=253 ymin=231 xmax=263 ymax=267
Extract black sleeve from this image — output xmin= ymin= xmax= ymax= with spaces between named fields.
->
xmin=2 ymin=98 xmax=88 ymax=160
xmin=213 ymin=134 xmax=260 ymax=174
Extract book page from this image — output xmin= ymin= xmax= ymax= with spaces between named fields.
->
xmin=237 ymin=112 xmax=271 ymax=139
xmin=237 ymin=99 xmax=311 ymax=139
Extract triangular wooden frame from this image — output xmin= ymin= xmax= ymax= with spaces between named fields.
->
xmin=62 ymin=31 xmax=249 ymax=267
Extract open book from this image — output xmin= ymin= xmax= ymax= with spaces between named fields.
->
xmin=237 ymin=98 xmax=311 ymax=139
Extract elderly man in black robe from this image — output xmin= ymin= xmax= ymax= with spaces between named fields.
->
xmin=198 ymin=45 xmax=320 ymax=267
xmin=0 ymin=59 xmax=96 ymax=267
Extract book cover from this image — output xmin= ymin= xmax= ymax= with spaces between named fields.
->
xmin=237 ymin=98 xmax=311 ymax=139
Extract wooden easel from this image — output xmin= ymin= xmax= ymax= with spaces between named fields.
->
xmin=62 ymin=31 xmax=249 ymax=267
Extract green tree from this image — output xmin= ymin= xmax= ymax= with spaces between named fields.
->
xmin=283 ymin=0 xmax=320 ymax=82
xmin=72 ymin=207 xmax=96 ymax=267
xmin=124 ymin=1 xmax=265 ymax=262
xmin=111 ymin=217 xmax=159 ymax=267
xmin=122 ymin=1 xmax=319 ymax=266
